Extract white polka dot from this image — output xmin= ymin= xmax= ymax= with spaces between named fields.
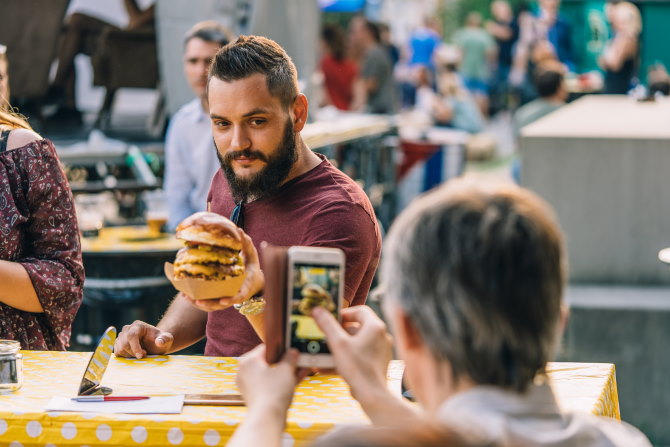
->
xmin=131 ymin=426 xmax=147 ymax=443
xmin=0 ymin=419 xmax=7 ymax=435
xmin=61 ymin=422 xmax=77 ymax=440
xmin=26 ymin=420 xmax=42 ymax=437
xmin=96 ymin=424 xmax=112 ymax=441
xmin=223 ymin=419 xmax=238 ymax=426
xmin=45 ymin=444 xmax=57 ymax=447
xmin=167 ymin=427 xmax=184 ymax=445
xmin=281 ymin=432 xmax=295 ymax=447
xmin=204 ymin=429 xmax=220 ymax=446
xmin=9 ymin=442 xmax=23 ymax=447
xmin=297 ymin=421 xmax=313 ymax=429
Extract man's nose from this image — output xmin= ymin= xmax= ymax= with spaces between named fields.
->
xmin=229 ymin=126 xmax=251 ymax=151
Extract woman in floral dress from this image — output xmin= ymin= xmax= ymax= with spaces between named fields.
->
xmin=0 ymin=48 xmax=84 ymax=349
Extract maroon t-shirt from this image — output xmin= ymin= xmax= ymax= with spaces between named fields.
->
xmin=205 ymin=154 xmax=381 ymax=356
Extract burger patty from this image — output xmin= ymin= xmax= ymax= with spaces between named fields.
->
xmin=174 ymin=244 xmax=243 ymax=266
xmin=174 ymin=262 xmax=245 ymax=280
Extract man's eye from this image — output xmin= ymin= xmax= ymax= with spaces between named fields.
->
xmin=215 ymin=121 xmax=230 ymax=127
xmin=250 ymin=119 xmax=266 ymax=126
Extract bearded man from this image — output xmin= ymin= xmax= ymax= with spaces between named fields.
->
xmin=115 ymin=36 xmax=381 ymax=358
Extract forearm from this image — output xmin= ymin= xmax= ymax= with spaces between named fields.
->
xmin=157 ymin=293 xmax=208 ymax=352
xmin=228 ymin=404 xmax=286 ymax=447
xmin=0 ymin=261 xmax=43 ymax=312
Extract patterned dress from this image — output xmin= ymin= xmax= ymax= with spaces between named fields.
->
xmin=0 ymin=132 xmax=84 ymax=350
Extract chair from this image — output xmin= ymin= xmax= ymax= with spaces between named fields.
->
xmin=90 ymin=25 xmax=164 ymax=134
xmin=0 ymin=0 xmax=69 ymax=123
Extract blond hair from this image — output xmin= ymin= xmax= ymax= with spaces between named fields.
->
xmin=615 ymin=2 xmax=642 ymax=36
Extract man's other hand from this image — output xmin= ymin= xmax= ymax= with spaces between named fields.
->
xmin=114 ymin=320 xmax=174 ymax=359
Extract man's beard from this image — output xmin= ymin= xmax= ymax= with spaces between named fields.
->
xmin=216 ymin=119 xmax=297 ymax=203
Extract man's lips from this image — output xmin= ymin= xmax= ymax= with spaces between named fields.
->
xmin=233 ymin=155 xmax=259 ymax=165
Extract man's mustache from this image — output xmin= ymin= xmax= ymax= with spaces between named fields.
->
xmin=223 ymin=149 xmax=269 ymax=163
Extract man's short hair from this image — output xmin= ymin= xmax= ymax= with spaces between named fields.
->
xmin=209 ymin=35 xmax=299 ymax=110
xmin=184 ymin=21 xmax=232 ymax=47
xmin=382 ymin=179 xmax=566 ymax=392
xmin=533 ymin=61 xmax=565 ymax=98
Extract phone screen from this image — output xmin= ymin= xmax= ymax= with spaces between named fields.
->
xmin=289 ymin=263 xmax=341 ymax=355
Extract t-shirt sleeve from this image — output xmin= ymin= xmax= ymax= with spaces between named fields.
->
xmin=18 ymin=140 xmax=84 ymax=348
xmin=302 ymin=200 xmax=381 ymax=306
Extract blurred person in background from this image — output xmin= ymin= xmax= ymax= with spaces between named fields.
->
xmin=399 ymin=17 xmax=443 ymax=108
xmin=511 ymin=60 xmax=567 ymax=182
xmin=647 ymin=63 xmax=670 ymax=98
xmin=0 ymin=48 xmax=84 ymax=350
xmin=535 ymin=0 xmax=573 ymax=71
xmin=44 ymin=0 xmax=155 ymax=124
xmin=230 ymin=178 xmax=651 ymax=446
xmin=453 ymin=12 xmax=496 ymax=117
xmin=350 ymin=18 xmax=396 ymax=114
xmin=319 ymin=23 xmax=357 ymax=111
xmin=378 ymin=23 xmax=400 ymax=68
xmin=164 ymin=21 xmax=233 ymax=231
xmin=486 ymin=0 xmax=519 ymax=113
xmin=599 ymin=1 xmax=641 ymax=94
xmin=513 ymin=60 xmax=567 ymax=137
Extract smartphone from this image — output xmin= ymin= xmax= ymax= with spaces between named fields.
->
xmin=285 ymin=246 xmax=345 ymax=368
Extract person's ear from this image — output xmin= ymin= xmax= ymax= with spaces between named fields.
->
xmin=291 ymin=93 xmax=309 ymax=132
xmin=388 ymin=304 xmax=422 ymax=355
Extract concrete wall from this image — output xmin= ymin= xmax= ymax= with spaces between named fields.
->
xmin=560 ymin=285 xmax=670 ymax=445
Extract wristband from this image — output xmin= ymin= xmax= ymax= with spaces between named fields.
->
xmin=233 ymin=296 xmax=266 ymax=316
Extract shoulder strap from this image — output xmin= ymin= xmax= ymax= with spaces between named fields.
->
xmin=0 ymin=129 xmax=10 ymax=153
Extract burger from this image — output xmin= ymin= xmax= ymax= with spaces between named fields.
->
xmin=298 ymin=283 xmax=334 ymax=316
xmin=173 ymin=212 xmax=245 ymax=280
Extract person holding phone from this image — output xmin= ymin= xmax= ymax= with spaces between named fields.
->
xmin=115 ymin=35 xmax=382 ymax=359
xmin=229 ymin=179 xmax=651 ymax=447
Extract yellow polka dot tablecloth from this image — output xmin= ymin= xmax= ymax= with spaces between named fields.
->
xmin=0 ymin=352 xmax=619 ymax=446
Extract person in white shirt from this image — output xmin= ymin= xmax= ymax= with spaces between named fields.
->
xmin=164 ymin=21 xmax=232 ymax=230
xmin=229 ymin=178 xmax=651 ymax=447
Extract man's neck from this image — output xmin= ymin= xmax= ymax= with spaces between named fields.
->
xmin=244 ymin=138 xmax=321 ymax=204
xmin=283 ymin=138 xmax=322 ymax=185
xmin=411 ymin=356 xmax=477 ymax=414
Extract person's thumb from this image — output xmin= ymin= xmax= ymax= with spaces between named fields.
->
xmin=154 ymin=331 xmax=174 ymax=350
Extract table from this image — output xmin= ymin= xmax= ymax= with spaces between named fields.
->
xmin=0 ymin=352 xmax=620 ymax=446
xmin=520 ymin=95 xmax=670 ymax=284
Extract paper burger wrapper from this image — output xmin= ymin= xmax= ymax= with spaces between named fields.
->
xmin=164 ymin=262 xmax=246 ymax=300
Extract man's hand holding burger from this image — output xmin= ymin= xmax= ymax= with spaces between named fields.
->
xmin=184 ymin=229 xmax=264 ymax=313
xmin=173 ymin=212 xmax=264 ymax=313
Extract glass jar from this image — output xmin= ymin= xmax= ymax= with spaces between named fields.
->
xmin=0 ymin=340 xmax=23 ymax=392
